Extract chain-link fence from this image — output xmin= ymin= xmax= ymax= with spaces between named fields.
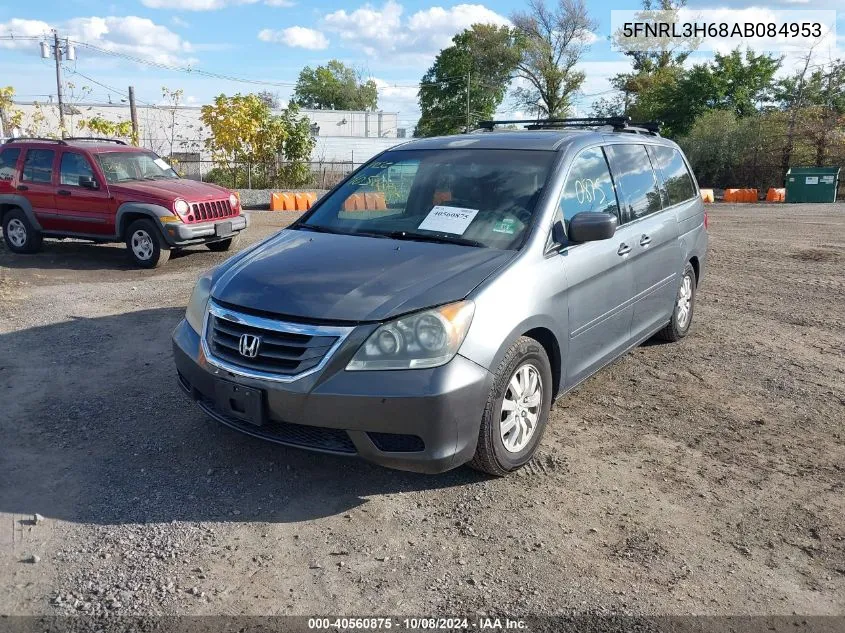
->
xmin=169 ymin=158 xmax=361 ymax=190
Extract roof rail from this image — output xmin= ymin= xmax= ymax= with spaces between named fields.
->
xmin=476 ymin=117 xmax=661 ymax=136
xmin=3 ymin=137 xmax=67 ymax=145
xmin=65 ymin=137 xmax=127 ymax=145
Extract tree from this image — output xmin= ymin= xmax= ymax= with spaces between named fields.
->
xmin=0 ymin=86 xmax=23 ymax=136
xmin=511 ymin=0 xmax=597 ymax=117
xmin=293 ymin=60 xmax=378 ymax=111
xmin=597 ymin=0 xmax=696 ymax=121
xmin=255 ymin=90 xmax=281 ymax=110
xmin=200 ymin=93 xmax=315 ymax=188
xmin=76 ymin=116 xmax=136 ymax=144
xmin=416 ymin=24 xmax=522 ymax=137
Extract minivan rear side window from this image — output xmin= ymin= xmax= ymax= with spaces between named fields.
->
xmin=0 ymin=148 xmax=21 ymax=181
xmin=604 ymin=144 xmax=662 ymax=223
xmin=648 ymin=145 xmax=696 ymax=206
xmin=21 ymin=149 xmax=55 ymax=184
xmin=559 ymin=146 xmax=619 ymax=225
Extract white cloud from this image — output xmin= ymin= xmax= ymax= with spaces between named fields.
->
xmin=258 ymin=26 xmax=329 ymax=50
xmin=0 ymin=16 xmax=196 ymax=66
xmin=323 ymin=1 xmax=509 ymax=62
xmin=264 ymin=0 xmax=296 ymax=6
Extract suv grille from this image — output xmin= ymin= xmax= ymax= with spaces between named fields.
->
xmin=188 ymin=199 xmax=236 ymax=223
xmin=204 ymin=303 xmax=351 ymax=380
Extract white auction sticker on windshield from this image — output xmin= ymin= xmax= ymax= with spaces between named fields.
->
xmin=417 ymin=205 xmax=479 ymax=234
xmin=154 ymin=158 xmax=172 ymax=171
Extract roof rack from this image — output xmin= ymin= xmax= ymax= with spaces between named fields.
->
xmin=3 ymin=137 xmax=67 ymax=145
xmin=65 ymin=137 xmax=127 ymax=145
xmin=476 ymin=117 xmax=661 ymax=136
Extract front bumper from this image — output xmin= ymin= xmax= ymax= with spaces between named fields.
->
xmin=162 ymin=214 xmax=248 ymax=247
xmin=171 ymin=318 xmax=492 ymax=473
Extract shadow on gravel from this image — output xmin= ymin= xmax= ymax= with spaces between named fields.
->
xmin=0 ymin=240 xmax=207 ymax=272
xmin=0 ymin=307 xmax=482 ymax=526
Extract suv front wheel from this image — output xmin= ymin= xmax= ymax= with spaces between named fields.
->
xmin=2 ymin=209 xmax=43 ymax=254
xmin=126 ymin=218 xmax=170 ymax=269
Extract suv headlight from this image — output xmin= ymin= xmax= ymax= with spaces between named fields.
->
xmin=174 ymin=199 xmax=190 ymax=216
xmin=229 ymin=193 xmax=239 ymax=210
xmin=185 ymin=272 xmax=213 ymax=334
xmin=346 ymin=301 xmax=475 ymax=371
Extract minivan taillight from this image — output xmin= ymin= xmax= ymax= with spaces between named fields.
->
xmin=704 ymin=210 xmax=709 ymax=230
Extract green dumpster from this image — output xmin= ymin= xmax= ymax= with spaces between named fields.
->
xmin=785 ymin=166 xmax=840 ymax=203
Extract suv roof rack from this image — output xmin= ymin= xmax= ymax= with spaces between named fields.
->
xmin=476 ymin=117 xmax=661 ymax=136
xmin=3 ymin=137 xmax=67 ymax=145
xmin=65 ymin=137 xmax=127 ymax=145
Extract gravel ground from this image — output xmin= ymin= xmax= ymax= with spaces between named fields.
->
xmin=1 ymin=204 xmax=843 ymax=620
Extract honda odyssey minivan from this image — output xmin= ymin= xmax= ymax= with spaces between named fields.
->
xmin=172 ymin=118 xmax=707 ymax=476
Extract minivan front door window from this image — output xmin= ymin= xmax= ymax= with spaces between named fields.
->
xmin=558 ymin=146 xmax=620 ymax=227
xmin=297 ymin=149 xmax=556 ymax=250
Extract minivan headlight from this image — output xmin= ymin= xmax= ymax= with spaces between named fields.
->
xmin=185 ymin=272 xmax=213 ymax=334
xmin=347 ymin=301 xmax=475 ymax=371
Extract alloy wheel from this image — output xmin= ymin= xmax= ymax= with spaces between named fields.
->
xmin=500 ymin=363 xmax=543 ymax=453
xmin=6 ymin=218 xmax=27 ymax=248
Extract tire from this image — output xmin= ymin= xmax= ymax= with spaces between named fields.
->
xmin=125 ymin=219 xmax=170 ymax=269
xmin=469 ymin=336 xmax=553 ymax=476
xmin=656 ymin=262 xmax=697 ymax=342
xmin=206 ymin=237 xmax=234 ymax=252
xmin=2 ymin=208 xmax=43 ymax=254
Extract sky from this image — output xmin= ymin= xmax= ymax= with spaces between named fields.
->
xmin=0 ymin=0 xmax=842 ymax=131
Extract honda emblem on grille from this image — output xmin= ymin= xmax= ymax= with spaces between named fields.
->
xmin=238 ymin=334 xmax=261 ymax=358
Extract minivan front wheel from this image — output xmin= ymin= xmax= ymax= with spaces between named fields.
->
xmin=469 ymin=336 xmax=553 ymax=476
xmin=657 ymin=262 xmax=697 ymax=342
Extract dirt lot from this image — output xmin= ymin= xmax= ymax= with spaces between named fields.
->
xmin=1 ymin=204 xmax=843 ymax=620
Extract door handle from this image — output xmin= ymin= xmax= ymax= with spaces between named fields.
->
xmin=57 ymin=189 xmax=71 ymax=196
xmin=617 ymin=243 xmax=632 ymax=256
xmin=639 ymin=234 xmax=652 ymax=246
xmin=16 ymin=185 xmax=28 ymax=191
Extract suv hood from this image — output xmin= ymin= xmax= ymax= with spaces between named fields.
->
xmin=109 ymin=179 xmax=229 ymax=201
xmin=212 ymin=229 xmax=516 ymax=322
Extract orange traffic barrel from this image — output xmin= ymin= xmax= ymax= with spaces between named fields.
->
xmin=766 ymin=187 xmax=785 ymax=202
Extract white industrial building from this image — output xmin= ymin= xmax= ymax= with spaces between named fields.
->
xmin=8 ymin=101 xmax=405 ymax=166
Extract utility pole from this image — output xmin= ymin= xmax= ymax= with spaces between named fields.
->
xmin=128 ymin=86 xmax=139 ymax=144
xmin=40 ymin=31 xmax=75 ymax=138
xmin=465 ymin=70 xmax=471 ymax=133
xmin=53 ymin=32 xmax=65 ymax=137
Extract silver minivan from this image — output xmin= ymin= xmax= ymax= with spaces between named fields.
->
xmin=172 ymin=119 xmax=708 ymax=476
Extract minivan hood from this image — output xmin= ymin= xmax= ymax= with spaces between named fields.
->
xmin=109 ymin=179 xmax=229 ymax=201
xmin=212 ymin=230 xmax=516 ymax=322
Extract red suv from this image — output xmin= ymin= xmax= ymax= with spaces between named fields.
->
xmin=0 ymin=137 xmax=248 ymax=268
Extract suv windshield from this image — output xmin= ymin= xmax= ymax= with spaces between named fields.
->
xmin=94 ymin=151 xmax=179 ymax=184
xmin=299 ymin=149 xmax=555 ymax=250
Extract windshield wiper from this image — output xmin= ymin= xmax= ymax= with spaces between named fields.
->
xmin=376 ymin=230 xmax=485 ymax=248
xmin=295 ymin=224 xmax=347 ymax=235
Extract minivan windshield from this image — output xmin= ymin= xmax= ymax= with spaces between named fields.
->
xmin=95 ymin=151 xmax=179 ymax=184
xmin=298 ymin=149 xmax=555 ymax=249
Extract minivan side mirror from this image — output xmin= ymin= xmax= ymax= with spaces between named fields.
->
xmin=78 ymin=175 xmax=98 ymax=190
xmin=568 ymin=212 xmax=618 ymax=243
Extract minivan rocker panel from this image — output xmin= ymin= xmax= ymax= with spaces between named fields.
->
xmin=212 ymin=230 xmax=517 ymax=321
xmin=173 ymin=126 xmax=707 ymax=476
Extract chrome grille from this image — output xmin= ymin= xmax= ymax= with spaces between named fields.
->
xmin=188 ymin=199 xmax=236 ymax=223
xmin=203 ymin=302 xmax=353 ymax=382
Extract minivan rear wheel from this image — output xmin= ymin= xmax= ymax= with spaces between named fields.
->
xmin=656 ymin=262 xmax=697 ymax=342
xmin=469 ymin=336 xmax=553 ymax=476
